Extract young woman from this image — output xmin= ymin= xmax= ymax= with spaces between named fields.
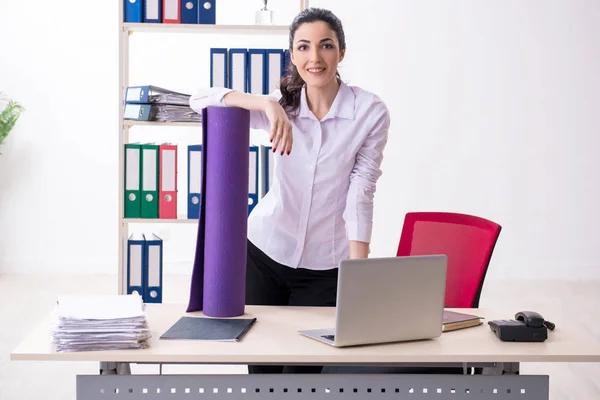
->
xmin=190 ymin=7 xmax=390 ymax=374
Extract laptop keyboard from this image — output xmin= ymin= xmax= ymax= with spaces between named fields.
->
xmin=321 ymin=334 xmax=335 ymax=341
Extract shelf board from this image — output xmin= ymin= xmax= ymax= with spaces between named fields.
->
xmin=124 ymin=120 xmax=202 ymax=128
xmin=123 ymin=23 xmax=289 ymax=35
xmin=123 ymin=218 xmax=198 ymax=224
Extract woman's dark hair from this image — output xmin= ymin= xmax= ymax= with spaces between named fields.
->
xmin=279 ymin=8 xmax=346 ymax=115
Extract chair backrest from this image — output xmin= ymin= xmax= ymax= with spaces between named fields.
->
xmin=396 ymin=212 xmax=501 ymax=308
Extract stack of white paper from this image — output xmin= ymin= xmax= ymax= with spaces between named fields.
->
xmin=148 ymin=92 xmax=191 ymax=106
xmin=149 ymin=104 xmax=202 ymax=123
xmin=52 ymin=294 xmax=151 ymax=352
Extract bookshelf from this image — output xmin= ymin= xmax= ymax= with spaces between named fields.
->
xmin=123 ymin=23 xmax=291 ymax=35
xmin=124 ymin=120 xmax=201 ymax=128
xmin=117 ymin=0 xmax=310 ymax=295
xmin=123 ymin=218 xmax=198 ymax=224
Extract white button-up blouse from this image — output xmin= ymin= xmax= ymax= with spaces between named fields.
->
xmin=189 ymin=81 xmax=390 ymax=270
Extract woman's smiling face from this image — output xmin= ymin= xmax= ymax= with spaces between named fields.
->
xmin=291 ymin=21 xmax=345 ymax=89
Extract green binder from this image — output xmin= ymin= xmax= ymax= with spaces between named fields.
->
xmin=124 ymin=143 xmax=142 ymax=218
xmin=140 ymin=144 xmax=159 ymax=218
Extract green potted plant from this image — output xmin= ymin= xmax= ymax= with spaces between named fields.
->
xmin=0 ymin=92 xmax=24 ymax=152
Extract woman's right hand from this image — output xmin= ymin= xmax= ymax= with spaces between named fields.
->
xmin=264 ymin=100 xmax=293 ymax=155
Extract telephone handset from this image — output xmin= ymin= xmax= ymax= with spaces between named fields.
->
xmin=515 ymin=311 xmax=556 ymax=331
xmin=488 ymin=311 xmax=556 ymax=342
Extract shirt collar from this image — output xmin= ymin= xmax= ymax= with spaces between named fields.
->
xmin=298 ymin=80 xmax=355 ymax=121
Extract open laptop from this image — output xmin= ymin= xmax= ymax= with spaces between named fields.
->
xmin=298 ymin=255 xmax=447 ymax=347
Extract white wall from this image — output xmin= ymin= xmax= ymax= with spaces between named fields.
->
xmin=1 ymin=0 xmax=599 ymax=280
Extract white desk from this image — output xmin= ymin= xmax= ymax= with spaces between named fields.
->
xmin=11 ymin=304 xmax=600 ymax=399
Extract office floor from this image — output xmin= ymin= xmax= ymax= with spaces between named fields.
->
xmin=1 ymin=274 xmax=599 ymax=400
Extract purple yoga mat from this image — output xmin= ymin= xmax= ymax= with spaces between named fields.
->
xmin=187 ymin=106 xmax=250 ymax=317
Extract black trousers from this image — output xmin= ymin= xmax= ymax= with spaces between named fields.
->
xmin=245 ymin=239 xmax=338 ymax=374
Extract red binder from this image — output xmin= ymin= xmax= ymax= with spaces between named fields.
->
xmin=159 ymin=144 xmax=178 ymax=219
xmin=163 ymin=0 xmax=181 ymax=24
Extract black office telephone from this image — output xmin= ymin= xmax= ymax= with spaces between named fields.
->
xmin=488 ymin=311 xmax=556 ymax=342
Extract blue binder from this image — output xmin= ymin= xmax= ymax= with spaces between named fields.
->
xmin=124 ymin=0 xmax=144 ymax=22
xmin=143 ymin=233 xmax=163 ymax=303
xmin=123 ymin=103 xmax=152 ymax=121
xmin=180 ymin=0 xmax=198 ymax=24
xmin=262 ymin=144 xmax=273 ymax=196
xmin=283 ymin=49 xmax=291 ymax=77
xmin=127 ymin=233 xmax=146 ymax=297
xmin=198 ymin=0 xmax=216 ymax=24
xmin=228 ymin=48 xmax=248 ymax=92
xmin=125 ymin=85 xmax=188 ymax=104
xmin=210 ymin=48 xmax=228 ymax=88
xmin=249 ymin=146 xmax=259 ymax=214
xmin=187 ymin=144 xmax=203 ymax=219
xmin=248 ymin=49 xmax=266 ymax=95
xmin=125 ymin=85 xmax=154 ymax=103
xmin=143 ymin=0 xmax=163 ymax=23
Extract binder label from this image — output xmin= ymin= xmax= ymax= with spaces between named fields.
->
xmin=126 ymin=87 xmax=142 ymax=102
xmin=148 ymin=246 xmax=161 ymax=288
xmin=250 ymin=53 xmax=264 ymax=95
xmin=124 ymin=104 xmax=141 ymax=119
xmin=249 ymin=150 xmax=257 ymax=196
xmin=165 ymin=0 xmax=178 ymax=19
xmin=129 ymin=245 xmax=143 ymax=288
xmin=143 ymin=149 xmax=158 ymax=191
xmin=146 ymin=0 xmax=160 ymax=20
xmin=162 ymin=149 xmax=176 ymax=191
xmin=189 ymin=151 xmax=202 ymax=193
xmin=126 ymin=148 xmax=140 ymax=190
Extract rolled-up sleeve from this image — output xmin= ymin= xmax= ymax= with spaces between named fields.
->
xmin=248 ymin=90 xmax=282 ymax=131
xmin=343 ymin=99 xmax=390 ymax=243
xmin=189 ymin=87 xmax=282 ymax=132
xmin=189 ymin=87 xmax=234 ymax=110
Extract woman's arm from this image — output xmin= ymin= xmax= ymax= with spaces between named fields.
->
xmin=343 ymin=98 xmax=391 ymax=256
xmin=349 ymin=240 xmax=370 ymax=259
xmin=223 ymin=91 xmax=274 ymax=111
xmin=223 ymin=91 xmax=293 ymax=155
xmin=189 ymin=87 xmax=293 ymax=155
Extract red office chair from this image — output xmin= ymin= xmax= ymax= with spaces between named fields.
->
xmin=396 ymin=212 xmax=502 ymax=308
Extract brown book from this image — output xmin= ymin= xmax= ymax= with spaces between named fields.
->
xmin=442 ymin=310 xmax=484 ymax=332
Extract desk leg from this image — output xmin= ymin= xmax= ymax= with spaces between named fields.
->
xmin=482 ymin=362 xmax=520 ymax=376
xmin=99 ymin=362 xmax=131 ymax=376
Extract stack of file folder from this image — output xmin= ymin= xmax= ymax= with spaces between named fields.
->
xmin=124 ymin=0 xmax=216 ymax=24
xmin=186 ymin=144 xmax=267 ymax=219
xmin=124 ymin=85 xmax=201 ymax=122
xmin=149 ymin=104 xmax=202 ymax=122
xmin=123 ymin=142 xmax=272 ymax=220
xmin=211 ymin=48 xmax=291 ymax=95
xmin=52 ymin=294 xmax=151 ymax=352
xmin=127 ymin=233 xmax=164 ymax=304
xmin=125 ymin=143 xmax=178 ymax=219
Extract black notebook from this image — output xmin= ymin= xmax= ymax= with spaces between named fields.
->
xmin=160 ymin=317 xmax=257 ymax=342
